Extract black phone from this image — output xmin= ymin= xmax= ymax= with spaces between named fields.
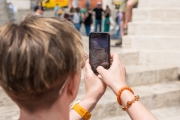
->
xmin=89 ymin=32 xmax=110 ymax=74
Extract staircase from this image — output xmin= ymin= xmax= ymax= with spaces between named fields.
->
xmin=81 ymin=0 xmax=180 ymax=119
xmin=0 ymin=0 xmax=180 ymax=120
xmin=123 ymin=0 xmax=180 ymax=67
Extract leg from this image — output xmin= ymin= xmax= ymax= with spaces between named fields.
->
xmin=99 ymin=20 xmax=102 ymax=32
xmin=95 ymin=19 xmax=98 ymax=32
xmin=96 ymin=20 xmax=100 ymax=32
xmin=104 ymin=18 xmax=107 ymax=32
xmin=116 ymin=20 xmax=121 ymax=38
xmin=121 ymin=12 xmax=125 ymax=36
xmin=85 ymin=25 xmax=88 ymax=36
xmin=125 ymin=0 xmax=137 ymax=27
xmin=74 ymin=23 xmax=79 ymax=31
xmin=106 ymin=18 xmax=110 ymax=32
xmin=119 ymin=0 xmax=128 ymax=36
xmin=77 ymin=23 xmax=80 ymax=31
xmin=87 ymin=25 xmax=91 ymax=36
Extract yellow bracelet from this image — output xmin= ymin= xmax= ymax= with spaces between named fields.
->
xmin=71 ymin=101 xmax=91 ymax=120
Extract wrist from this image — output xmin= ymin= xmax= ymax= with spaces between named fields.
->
xmin=120 ymin=90 xmax=134 ymax=106
xmin=110 ymin=82 xmax=126 ymax=95
xmin=79 ymin=96 xmax=99 ymax=112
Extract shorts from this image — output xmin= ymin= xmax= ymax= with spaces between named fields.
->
xmin=120 ymin=0 xmax=138 ymax=12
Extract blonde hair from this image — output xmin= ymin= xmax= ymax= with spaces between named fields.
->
xmin=0 ymin=15 xmax=85 ymax=112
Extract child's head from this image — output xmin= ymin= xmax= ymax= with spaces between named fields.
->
xmin=0 ymin=15 xmax=85 ymax=112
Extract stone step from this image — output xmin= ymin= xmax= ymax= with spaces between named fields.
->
xmin=2 ymin=81 xmax=180 ymax=119
xmin=138 ymin=51 xmax=180 ymax=66
xmin=138 ymin=0 xmax=180 ymax=9
xmin=103 ymin=106 xmax=180 ymax=120
xmin=82 ymin=36 xmax=139 ymax=66
xmin=122 ymin=36 xmax=180 ymax=51
xmin=79 ymin=65 xmax=179 ymax=94
xmin=76 ymin=81 xmax=180 ymax=120
xmin=132 ymin=8 xmax=180 ymax=22
xmin=128 ymin=22 xmax=180 ymax=36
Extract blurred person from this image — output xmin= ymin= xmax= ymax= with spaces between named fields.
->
xmin=80 ymin=7 xmax=86 ymax=28
xmin=8 ymin=2 xmax=15 ymax=12
xmin=120 ymin=0 xmax=138 ymax=36
xmin=84 ymin=7 xmax=93 ymax=36
xmin=54 ymin=4 xmax=63 ymax=17
xmin=116 ymin=10 xmax=123 ymax=39
xmin=104 ymin=5 xmax=111 ymax=32
xmin=0 ymin=15 xmax=157 ymax=120
xmin=73 ymin=7 xmax=81 ymax=31
xmin=34 ymin=2 xmax=44 ymax=12
xmin=93 ymin=2 xmax=104 ymax=32
xmin=68 ymin=7 xmax=75 ymax=22
xmin=63 ymin=7 xmax=74 ymax=22
xmin=35 ymin=8 xmax=43 ymax=16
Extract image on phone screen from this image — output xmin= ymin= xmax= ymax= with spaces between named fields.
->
xmin=89 ymin=33 xmax=110 ymax=74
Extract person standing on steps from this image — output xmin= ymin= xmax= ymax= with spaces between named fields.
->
xmin=84 ymin=7 xmax=93 ymax=36
xmin=120 ymin=0 xmax=138 ymax=36
xmin=104 ymin=5 xmax=111 ymax=32
xmin=34 ymin=2 xmax=44 ymax=13
xmin=93 ymin=2 xmax=104 ymax=32
xmin=73 ymin=7 xmax=81 ymax=31
xmin=54 ymin=4 xmax=63 ymax=17
xmin=0 ymin=15 xmax=157 ymax=120
xmin=116 ymin=10 xmax=123 ymax=39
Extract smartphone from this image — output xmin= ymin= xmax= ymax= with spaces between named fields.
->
xmin=89 ymin=32 xmax=110 ymax=74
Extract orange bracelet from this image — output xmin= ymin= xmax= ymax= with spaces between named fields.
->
xmin=116 ymin=86 xmax=134 ymax=106
xmin=122 ymin=95 xmax=139 ymax=111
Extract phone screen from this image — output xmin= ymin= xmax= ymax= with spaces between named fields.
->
xmin=89 ymin=33 xmax=110 ymax=74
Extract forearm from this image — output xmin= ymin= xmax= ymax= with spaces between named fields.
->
xmin=120 ymin=90 xmax=157 ymax=120
xmin=69 ymin=96 xmax=98 ymax=120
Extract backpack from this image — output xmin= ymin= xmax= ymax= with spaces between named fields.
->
xmin=58 ymin=9 xmax=63 ymax=15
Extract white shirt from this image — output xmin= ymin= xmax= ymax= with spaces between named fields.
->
xmin=73 ymin=12 xmax=80 ymax=23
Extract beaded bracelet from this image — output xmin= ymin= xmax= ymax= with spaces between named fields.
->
xmin=117 ymin=86 xmax=134 ymax=106
xmin=122 ymin=95 xmax=139 ymax=111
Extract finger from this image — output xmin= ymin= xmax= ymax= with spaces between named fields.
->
xmin=99 ymin=78 xmax=107 ymax=88
xmin=84 ymin=59 xmax=94 ymax=75
xmin=97 ymin=66 xmax=108 ymax=77
xmin=111 ymin=53 xmax=123 ymax=67
xmin=110 ymin=53 xmax=114 ymax=59
xmin=112 ymin=53 xmax=120 ymax=63
xmin=84 ymin=59 xmax=90 ymax=71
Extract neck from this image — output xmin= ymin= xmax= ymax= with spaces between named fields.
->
xmin=19 ymin=99 xmax=69 ymax=120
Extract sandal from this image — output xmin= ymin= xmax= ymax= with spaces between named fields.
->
xmin=124 ymin=27 xmax=128 ymax=35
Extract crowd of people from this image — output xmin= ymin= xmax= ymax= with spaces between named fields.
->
xmin=33 ymin=1 xmax=138 ymax=39
xmin=33 ymin=2 xmax=112 ymax=36
xmin=64 ymin=2 xmax=111 ymax=36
